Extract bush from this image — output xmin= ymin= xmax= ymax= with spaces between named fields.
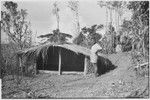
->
xmin=1 ymin=43 xmax=19 ymax=77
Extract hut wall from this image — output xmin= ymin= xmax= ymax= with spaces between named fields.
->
xmin=37 ymin=47 xmax=85 ymax=72
xmin=37 ymin=47 xmax=59 ymax=71
xmin=61 ymin=48 xmax=84 ymax=72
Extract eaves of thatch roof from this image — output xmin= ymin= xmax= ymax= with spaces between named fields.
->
xmin=17 ymin=43 xmax=91 ymax=58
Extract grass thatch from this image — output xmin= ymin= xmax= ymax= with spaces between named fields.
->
xmin=16 ymin=43 xmax=91 ymax=65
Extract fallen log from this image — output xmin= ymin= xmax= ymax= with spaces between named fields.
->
xmin=135 ymin=62 xmax=149 ymax=68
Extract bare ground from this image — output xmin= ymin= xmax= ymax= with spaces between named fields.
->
xmin=2 ymin=52 xmax=149 ymax=99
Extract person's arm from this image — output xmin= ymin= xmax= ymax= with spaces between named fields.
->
xmin=96 ymin=49 xmax=103 ymax=54
xmin=96 ymin=49 xmax=107 ymax=58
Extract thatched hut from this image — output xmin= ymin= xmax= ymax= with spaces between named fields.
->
xmin=17 ymin=43 xmax=91 ymax=75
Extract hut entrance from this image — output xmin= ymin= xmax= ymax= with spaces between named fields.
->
xmin=37 ymin=47 xmax=59 ymax=71
xmin=37 ymin=46 xmax=85 ymax=72
xmin=61 ymin=48 xmax=85 ymax=72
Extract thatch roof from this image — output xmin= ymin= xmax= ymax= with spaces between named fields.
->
xmin=17 ymin=43 xmax=91 ymax=61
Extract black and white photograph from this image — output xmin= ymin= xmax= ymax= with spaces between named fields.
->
xmin=1 ymin=0 xmax=149 ymax=99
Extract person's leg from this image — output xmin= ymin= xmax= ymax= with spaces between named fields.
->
xmin=93 ymin=63 xmax=99 ymax=77
xmin=90 ymin=52 xmax=99 ymax=77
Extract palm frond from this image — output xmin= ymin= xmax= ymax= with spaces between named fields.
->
xmin=38 ymin=33 xmax=53 ymax=38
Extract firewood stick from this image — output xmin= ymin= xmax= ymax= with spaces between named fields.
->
xmin=135 ymin=62 xmax=149 ymax=68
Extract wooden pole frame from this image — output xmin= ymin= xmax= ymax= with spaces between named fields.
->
xmin=19 ymin=56 xmax=23 ymax=77
xmin=58 ymin=48 xmax=62 ymax=75
xmin=84 ymin=56 xmax=88 ymax=75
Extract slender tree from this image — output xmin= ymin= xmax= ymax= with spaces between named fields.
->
xmin=97 ymin=1 xmax=110 ymax=30
xmin=98 ymin=1 xmax=117 ymax=53
xmin=52 ymin=1 xmax=61 ymax=44
xmin=52 ymin=1 xmax=60 ymax=30
xmin=68 ymin=1 xmax=80 ymax=37
xmin=111 ymin=1 xmax=126 ymax=32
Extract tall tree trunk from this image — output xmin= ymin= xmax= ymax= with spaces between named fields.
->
xmin=57 ymin=13 xmax=60 ymax=43
xmin=76 ymin=12 xmax=80 ymax=36
xmin=118 ymin=11 xmax=120 ymax=31
xmin=110 ymin=8 xmax=114 ymax=53
xmin=106 ymin=7 xmax=108 ymax=31
xmin=115 ymin=9 xmax=118 ymax=32
xmin=117 ymin=9 xmax=119 ymax=33
xmin=57 ymin=14 xmax=59 ymax=30
xmin=110 ymin=9 xmax=113 ymax=25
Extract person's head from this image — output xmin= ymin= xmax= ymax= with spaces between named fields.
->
xmin=96 ymin=25 xmax=104 ymax=32
xmin=82 ymin=27 xmax=87 ymax=33
xmin=94 ymin=34 xmax=104 ymax=44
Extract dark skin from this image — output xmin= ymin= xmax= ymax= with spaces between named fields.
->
xmin=92 ymin=45 xmax=105 ymax=77
xmin=92 ymin=38 xmax=107 ymax=77
xmin=92 ymin=43 xmax=108 ymax=77
xmin=92 ymin=63 xmax=99 ymax=77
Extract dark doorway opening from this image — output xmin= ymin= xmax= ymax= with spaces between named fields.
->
xmin=36 ymin=47 xmax=85 ymax=72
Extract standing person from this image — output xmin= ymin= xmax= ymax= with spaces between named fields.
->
xmin=90 ymin=25 xmax=105 ymax=77
xmin=90 ymin=40 xmax=103 ymax=77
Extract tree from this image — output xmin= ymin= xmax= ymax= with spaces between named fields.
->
xmin=120 ymin=1 xmax=149 ymax=57
xmin=73 ymin=24 xmax=103 ymax=48
xmin=111 ymin=1 xmax=124 ymax=32
xmin=106 ymin=23 xmax=117 ymax=53
xmin=97 ymin=1 xmax=116 ymax=54
xmin=68 ymin=1 xmax=80 ymax=37
xmin=1 ymin=1 xmax=33 ymax=82
xmin=98 ymin=1 xmax=127 ymax=32
xmin=38 ymin=29 xmax=72 ymax=44
xmin=52 ymin=2 xmax=60 ymax=30
xmin=97 ymin=1 xmax=112 ymax=30
xmin=1 ymin=1 xmax=33 ymax=50
xmin=128 ymin=1 xmax=149 ymax=56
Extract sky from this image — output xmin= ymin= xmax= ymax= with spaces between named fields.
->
xmin=1 ymin=0 xmax=132 ymax=44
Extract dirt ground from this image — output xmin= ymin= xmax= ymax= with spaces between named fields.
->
xmin=2 ymin=52 xmax=149 ymax=98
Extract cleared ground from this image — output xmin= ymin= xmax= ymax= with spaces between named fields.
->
xmin=2 ymin=52 xmax=149 ymax=98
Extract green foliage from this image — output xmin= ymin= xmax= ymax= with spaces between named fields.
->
xmin=38 ymin=29 xmax=72 ymax=44
xmin=1 ymin=1 xmax=32 ymax=49
xmin=73 ymin=24 xmax=103 ymax=48
xmin=1 ymin=1 xmax=33 ymax=78
xmin=128 ymin=1 xmax=149 ymax=26
xmin=1 ymin=43 xmax=19 ymax=78
xmin=119 ymin=1 xmax=149 ymax=57
xmin=103 ymin=24 xmax=117 ymax=54
xmin=68 ymin=1 xmax=79 ymax=12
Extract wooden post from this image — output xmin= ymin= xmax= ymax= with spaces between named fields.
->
xmin=16 ymin=55 xmax=22 ymax=84
xmin=58 ymin=48 xmax=62 ymax=75
xmin=19 ymin=56 xmax=23 ymax=76
xmin=84 ymin=56 xmax=88 ymax=76
xmin=33 ymin=62 xmax=37 ymax=75
xmin=16 ymin=55 xmax=20 ymax=83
